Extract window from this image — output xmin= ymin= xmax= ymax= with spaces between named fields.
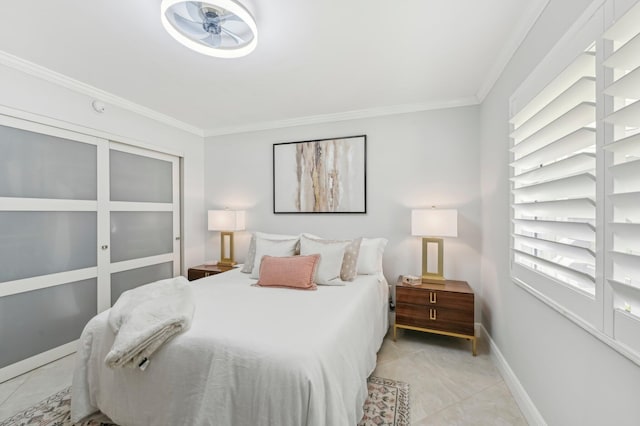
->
xmin=509 ymin=0 xmax=640 ymax=364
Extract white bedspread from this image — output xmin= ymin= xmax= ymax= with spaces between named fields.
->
xmin=71 ymin=268 xmax=388 ymax=426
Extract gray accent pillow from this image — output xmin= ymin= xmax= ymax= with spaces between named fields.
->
xmin=341 ymin=237 xmax=362 ymax=281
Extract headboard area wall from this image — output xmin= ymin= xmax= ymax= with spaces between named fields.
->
xmin=204 ymin=106 xmax=482 ymax=314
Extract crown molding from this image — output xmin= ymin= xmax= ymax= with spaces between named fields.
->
xmin=0 ymin=50 xmax=204 ymax=137
xmin=204 ymin=96 xmax=480 ymax=137
xmin=475 ymin=0 xmax=551 ymax=102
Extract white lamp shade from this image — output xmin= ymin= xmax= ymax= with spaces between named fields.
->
xmin=208 ymin=210 xmax=246 ymax=231
xmin=411 ymin=209 xmax=458 ymax=237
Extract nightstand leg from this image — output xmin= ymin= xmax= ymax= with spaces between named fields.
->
xmin=393 ymin=325 xmax=397 ymax=341
xmin=472 ymin=337 xmax=477 ymax=356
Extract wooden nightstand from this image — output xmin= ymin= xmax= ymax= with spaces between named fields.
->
xmin=394 ymin=278 xmax=476 ymax=355
xmin=187 ymin=264 xmax=235 ymax=281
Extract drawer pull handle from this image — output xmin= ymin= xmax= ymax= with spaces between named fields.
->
xmin=205 ymin=272 xmax=210 ymax=277
xmin=430 ymin=292 xmax=437 ymax=304
xmin=429 ymin=308 xmax=437 ymax=320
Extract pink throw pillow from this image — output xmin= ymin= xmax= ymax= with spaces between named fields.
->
xmin=257 ymin=254 xmax=320 ymax=290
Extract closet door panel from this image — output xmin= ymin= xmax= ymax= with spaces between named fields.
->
xmin=110 ymin=212 xmax=173 ymax=263
xmin=0 ymin=211 xmax=97 ymax=284
xmin=0 ymin=124 xmax=97 ymax=200
xmin=0 ymin=116 xmax=102 ymax=382
xmin=110 ymin=150 xmax=173 ymax=203
xmin=110 ymin=261 xmax=173 ymax=305
xmin=0 ymin=278 xmax=97 ymax=368
xmin=107 ymin=143 xmax=180 ymax=308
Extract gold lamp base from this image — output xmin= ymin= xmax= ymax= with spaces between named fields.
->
xmin=421 ymin=237 xmax=446 ymax=284
xmin=217 ymin=231 xmax=237 ymax=267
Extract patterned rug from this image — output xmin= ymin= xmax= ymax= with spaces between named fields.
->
xmin=0 ymin=376 xmax=409 ymax=426
xmin=359 ymin=376 xmax=410 ymax=426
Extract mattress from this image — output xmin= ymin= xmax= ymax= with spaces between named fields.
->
xmin=71 ymin=268 xmax=389 ymax=426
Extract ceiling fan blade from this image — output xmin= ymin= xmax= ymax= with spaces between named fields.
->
xmin=172 ymin=11 xmax=200 ymax=25
xmin=185 ymin=1 xmax=204 ymax=21
xmin=221 ymin=27 xmax=245 ymax=44
xmin=173 ymin=13 xmax=210 ymax=40
xmin=220 ymin=12 xmax=242 ymax=22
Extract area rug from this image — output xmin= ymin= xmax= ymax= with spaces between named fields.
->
xmin=0 ymin=376 xmax=409 ymax=426
xmin=358 ymin=376 xmax=410 ymax=426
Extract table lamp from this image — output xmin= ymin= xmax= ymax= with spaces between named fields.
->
xmin=208 ymin=209 xmax=246 ymax=267
xmin=411 ymin=208 xmax=458 ymax=283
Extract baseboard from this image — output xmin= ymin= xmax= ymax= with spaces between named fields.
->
xmin=476 ymin=324 xmax=547 ymax=426
xmin=0 ymin=341 xmax=77 ymax=383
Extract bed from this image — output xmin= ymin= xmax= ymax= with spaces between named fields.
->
xmin=71 ymin=267 xmax=389 ymax=426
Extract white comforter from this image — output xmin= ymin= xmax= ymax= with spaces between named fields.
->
xmin=71 ymin=268 xmax=389 ymax=426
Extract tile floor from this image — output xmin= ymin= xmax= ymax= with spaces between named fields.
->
xmin=374 ymin=330 xmax=527 ymax=425
xmin=0 ymin=329 xmax=527 ymax=425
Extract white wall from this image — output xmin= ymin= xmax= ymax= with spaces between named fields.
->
xmin=204 ymin=107 xmax=483 ymax=313
xmin=0 ymin=63 xmax=206 ymax=272
xmin=480 ymin=0 xmax=640 ymax=425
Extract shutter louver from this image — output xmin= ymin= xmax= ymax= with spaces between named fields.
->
xmin=603 ymin=1 xmax=640 ymax=351
xmin=510 ymin=47 xmax=596 ymax=295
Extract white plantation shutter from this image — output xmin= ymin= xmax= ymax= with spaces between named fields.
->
xmin=510 ymin=48 xmax=597 ymax=297
xmin=509 ymin=0 xmax=640 ymax=365
xmin=602 ymin=2 xmax=640 ymax=355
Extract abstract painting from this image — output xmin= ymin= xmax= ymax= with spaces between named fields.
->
xmin=273 ymin=135 xmax=366 ymax=213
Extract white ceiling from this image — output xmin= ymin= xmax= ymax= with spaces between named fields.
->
xmin=0 ymin=0 xmax=548 ymax=136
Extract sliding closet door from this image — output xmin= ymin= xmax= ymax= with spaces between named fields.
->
xmin=107 ymin=142 xmax=180 ymax=308
xmin=0 ymin=115 xmax=182 ymax=382
xmin=0 ymin=116 xmax=103 ymax=382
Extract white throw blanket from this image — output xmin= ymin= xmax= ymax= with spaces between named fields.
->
xmin=105 ymin=276 xmax=195 ymax=369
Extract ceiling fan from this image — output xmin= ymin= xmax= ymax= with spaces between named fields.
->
xmin=160 ymin=0 xmax=258 ymax=58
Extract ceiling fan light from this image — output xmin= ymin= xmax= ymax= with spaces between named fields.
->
xmin=160 ymin=0 xmax=258 ymax=58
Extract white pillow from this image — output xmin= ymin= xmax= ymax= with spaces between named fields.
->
xmin=250 ymin=237 xmax=299 ymax=279
xmin=241 ymin=232 xmax=299 ymax=273
xmin=357 ymin=238 xmax=388 ymax=275
xmin=299 ymin=235 xmax=349 ymax=285
xmin=301 ymin=234 xmax=362 ymax=281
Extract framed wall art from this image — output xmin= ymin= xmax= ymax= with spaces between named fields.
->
xmin=273 ymin=135 xmax=366 ymax=214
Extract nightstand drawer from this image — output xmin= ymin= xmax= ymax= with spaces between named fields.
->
xmin=188 ymin=269 xmax=212 ymax=281
xmin=396 ymin=304 xmax=474 ymax=335
xmin=187 ymin=264 xmax=235 ymax=281
xmin=396 ymin=286 xmax=473 ymax=310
